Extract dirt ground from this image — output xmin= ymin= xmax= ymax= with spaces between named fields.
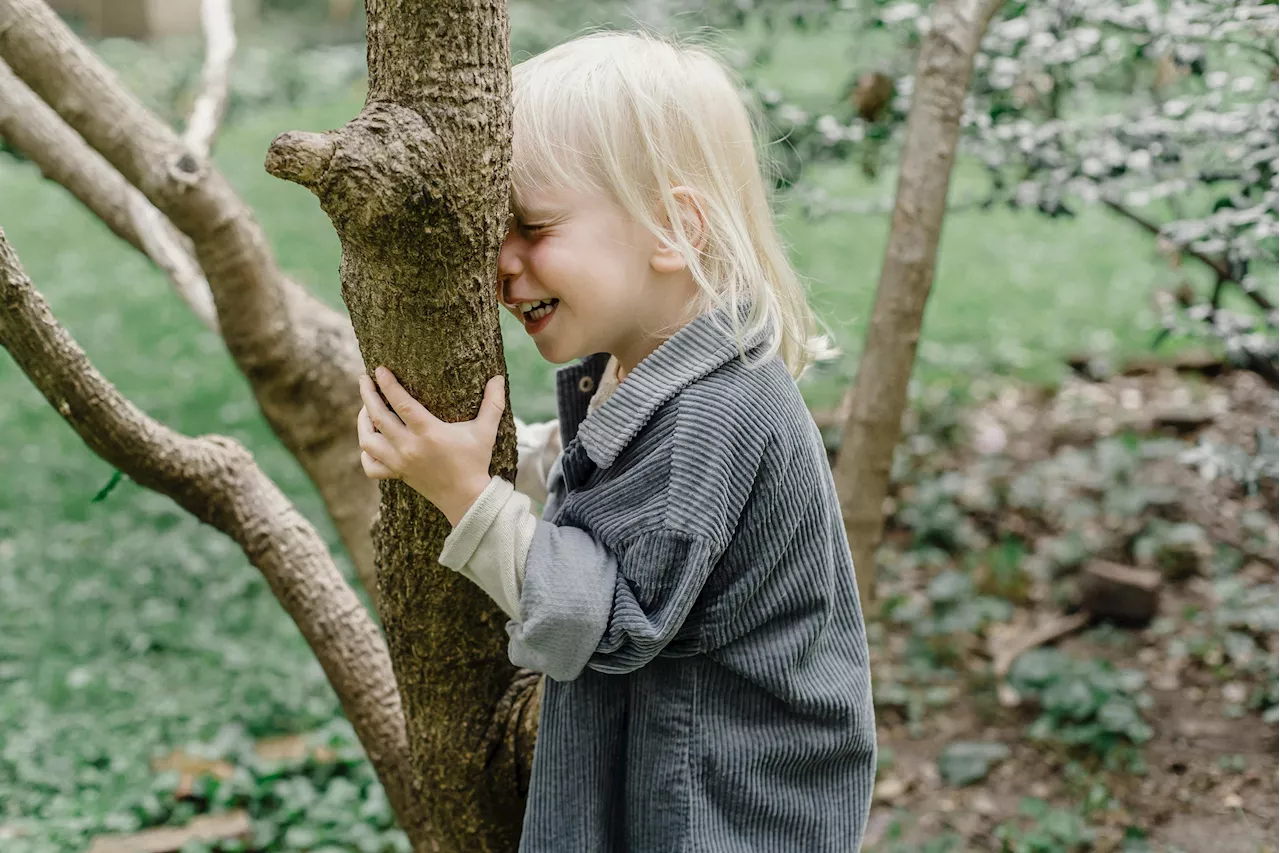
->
xmin=849 ymin=363 xmax=1279 ymax=852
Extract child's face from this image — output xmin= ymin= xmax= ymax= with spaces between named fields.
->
xmin=497 ymin=185 xmax=695 ymax=370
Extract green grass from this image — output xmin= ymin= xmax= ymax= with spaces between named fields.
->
xmin=0 ymin=14 xmax=1196 ymax=848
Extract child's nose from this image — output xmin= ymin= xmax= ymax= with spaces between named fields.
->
xmin=496 ymin=230 xmax=524 ymax=300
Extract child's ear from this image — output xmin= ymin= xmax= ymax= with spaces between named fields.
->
xmin=650 ymin=187 xmax=708 ymax=274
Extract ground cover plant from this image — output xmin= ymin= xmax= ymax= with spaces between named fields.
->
xmin=0 ymin=0 xmax=1276 ymax=850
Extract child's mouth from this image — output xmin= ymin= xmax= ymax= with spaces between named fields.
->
xmin=522 ymin=299 xmax=559 ymax=334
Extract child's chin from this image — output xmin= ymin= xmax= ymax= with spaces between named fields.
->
xmin=535 ymin=338 xmax=581 ymax=366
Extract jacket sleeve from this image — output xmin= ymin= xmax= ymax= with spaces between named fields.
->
xmin=506 ymin=522 xmax=717 ymax=682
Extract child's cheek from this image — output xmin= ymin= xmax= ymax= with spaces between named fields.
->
xmin=527 ymin=240 xmax=565 ymax=284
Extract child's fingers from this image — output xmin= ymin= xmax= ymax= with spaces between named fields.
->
xmin=359 ymin=375 xmax=408 ymax=438
xmin=357 ymin=407 xmax=400 ymax=468
xmin=361 ymin=451 xmax=397 ymax=480
xmin=356 ymin=406 xmax=381 ymax=444
xmin=374 ymin=366 xmax=441 ymax=430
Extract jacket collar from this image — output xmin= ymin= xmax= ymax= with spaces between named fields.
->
xmin=555 ymin=302 xmax=770 ymax=470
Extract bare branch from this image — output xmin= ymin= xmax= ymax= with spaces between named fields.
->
xmin=127 ymin=194 xmax=220 ymax=329
xmin=0 ymin=226 xmax=430 ymax=842
xmin=0 ymin=0 xmax=379 ymax=600
xmin=184 ymin=0 xmax=236 ymax=159
xmin=0 ymin=58 xmax=218 ymax=331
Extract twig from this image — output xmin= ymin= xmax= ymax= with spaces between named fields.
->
xmin=1103 ymin=198 xmax=1276 ymax=313
xmin=990 ymin=612 xmax=1091 ymax=707
xmin=182 ymin=0 xmax=236 ymax=160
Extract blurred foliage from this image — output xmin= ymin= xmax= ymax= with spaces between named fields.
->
xmin=993 ymin=797 xmax=1096 ymax=853
xmin=1008 ymin=649 xmax=1154 ymax=760
xmin=710 ymin=0 xmax=1279 ymax=379
xmin=1180 ymin=427 xmax=1279 ymax=494
xmin=936 ymin=740 xmax=1012 ymax=786
xmin=88 ymin=32 xmax=366 ymax=134
xmin=2 ymin=720 xmax=408 ymax=852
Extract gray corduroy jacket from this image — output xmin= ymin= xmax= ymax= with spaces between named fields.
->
xmin=508 ymin=306 xmax=876 ymax=853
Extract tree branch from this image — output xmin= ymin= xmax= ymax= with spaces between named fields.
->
xmin=264 ymin=129 xmax=338 ymax=191
xmin=0 ymin=58 xmax=218 ymax=331
xmin=0 ymin=0 xmax=380 ymax=601
xmin=183 ymin=0 xmax=236 ymax=160
xmin=0 ymin=226 xmax=429 ymax=843
xmin=1103 ymin=198 xmax=1276 ymax=313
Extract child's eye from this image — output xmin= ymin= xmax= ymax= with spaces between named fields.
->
xmin=519 ymin=222 xmax=548 ymax=236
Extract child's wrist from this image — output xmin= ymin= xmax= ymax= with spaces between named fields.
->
xmin=441 ymin=478 xmax=492 ymax=528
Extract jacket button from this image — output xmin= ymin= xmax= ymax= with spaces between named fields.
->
xmin=578 ymin=376 xmax=595 ymax=394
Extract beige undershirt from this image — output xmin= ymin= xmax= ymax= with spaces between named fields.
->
xmin=438 ymin=355 xmax=622 ymax=620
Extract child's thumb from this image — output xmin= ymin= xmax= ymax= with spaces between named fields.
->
xmin=480 ymin=374 xmax=506 ymax=430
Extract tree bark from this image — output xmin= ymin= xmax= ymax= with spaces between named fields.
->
xmin=832 ymin=0 xmax=1005 ymax=610
xmin=267 ymin=1 xmax=536 ymax=849
xmin=0 ymin=0 xmax=380 ymax=602
xmin=0 ymin=227 xmax=430 ymax=843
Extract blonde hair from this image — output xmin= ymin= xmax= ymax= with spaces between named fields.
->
xmin=511 ymin=29 xmax=839 ymax=380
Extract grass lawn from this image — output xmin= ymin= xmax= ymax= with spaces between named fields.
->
xmin=0 ymin=11 xmax=1197 ymax=848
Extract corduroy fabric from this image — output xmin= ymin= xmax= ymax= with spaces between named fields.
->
xmin=511 ymin=305 xmax=876 ymax=852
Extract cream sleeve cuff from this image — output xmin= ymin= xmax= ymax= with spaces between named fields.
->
xmin=438 ymin=475 xmax=538 ymax=622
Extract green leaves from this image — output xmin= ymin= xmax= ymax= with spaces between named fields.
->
xmin=937 ymin=741 xmax=1012 ymax=786
xmin=1008 ymin=649 xmax=1153 ymax=757
xmin=914 ymin=570 xmax=1014 ymax=638
xmin=994 ymin=797 xmax=1096 ymax=853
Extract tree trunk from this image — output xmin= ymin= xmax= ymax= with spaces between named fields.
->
xmin=832 ymin=0 xmax=1005 ymax=611
xmin=267 ymin=1 xmax=535 ymax=849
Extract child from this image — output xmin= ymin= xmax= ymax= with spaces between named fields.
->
xmin=356 ymin=30 xmax=876 ymax=852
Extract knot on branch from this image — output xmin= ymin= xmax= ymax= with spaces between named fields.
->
xmin=265 ymin=130 xmax=337 ymax=192
xmin=286 ymin=103 xmax=449 ymax=244
xmin=167 ymin=149 xmax=207 ymax=187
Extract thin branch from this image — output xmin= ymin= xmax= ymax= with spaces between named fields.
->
xmin=0 ymin=226 xmax=429 ymax=843
xmin=0 ymin=58 xmax=218 ymax=331
xmin=183 ymin=0 xmax=236 ymax=159
xmin=1103 ymin=197 xmax=1276 ymax=313
xmin=127 ymin=194 xmax=220 ymax=329
xmin=1210 ymin=271 xmax=1228 ymax=314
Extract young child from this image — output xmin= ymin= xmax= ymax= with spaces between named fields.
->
xmin=356 ymin=30 xmax=876 ymax=852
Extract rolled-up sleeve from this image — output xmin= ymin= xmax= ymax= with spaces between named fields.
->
xmin=508 ymin=523 xmax=717 ymax=682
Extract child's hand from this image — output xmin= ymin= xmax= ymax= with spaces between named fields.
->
xmin=357 ymin=366 xmax=505 ymax=527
